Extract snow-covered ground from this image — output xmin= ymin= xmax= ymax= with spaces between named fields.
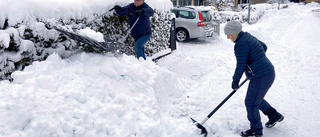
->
xmin=1 ymin=2 xmax=320 ymax=137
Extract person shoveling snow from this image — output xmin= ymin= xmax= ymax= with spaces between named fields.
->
xmin=114 ymin=0 xmax=154 ymax=60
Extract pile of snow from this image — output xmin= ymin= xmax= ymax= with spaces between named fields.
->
xmin=1 ymin=53 xmax=194 ymax=137
xmin=78 ymin=27 xmax=105 ymax=42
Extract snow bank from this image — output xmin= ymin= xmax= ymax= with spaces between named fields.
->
xmin=0 ymin=53 xmax=197 ymax=137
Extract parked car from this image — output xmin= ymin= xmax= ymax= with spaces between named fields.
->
xmin=172 ymin=6 xmax=215 ymax=42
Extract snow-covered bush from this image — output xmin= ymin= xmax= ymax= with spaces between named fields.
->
xmin=0 ymin=0 xmax=174 ymax=81
xmin=215 ymin=3 xmax=289 ymax=23
xmin=90 ymin=10 xmax=171 ymax=56
xmin=0 ymin=20 xmax=82 ymax=80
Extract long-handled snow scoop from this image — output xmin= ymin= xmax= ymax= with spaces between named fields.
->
xmin=117 ymin=17 xmax=140 ymax=43
xmin=54 ymin=7 xmax=115 ymax=32
xmin=190 ymin=78 xmax=249 ymax=137
xmin=85 ymin=7 xmax=115 ymax=27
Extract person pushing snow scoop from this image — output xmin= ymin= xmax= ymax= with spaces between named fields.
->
xmin=52 ymin=7 xmax=140 ymax=53
xmin=113 ymin=0 xmax=154 ymax=60
xmin=52 ymin=0 xmax=152 ymax=59
xmin=191 ymin=21 xmax=284 ymax=137
xmin=54 ymin=0 xmax=153 ymax=60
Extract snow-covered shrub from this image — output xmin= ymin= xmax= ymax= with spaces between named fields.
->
xmin=0 ymin=27 xmax=38 ymax=80
xmin=148 ymin=10 xmax=171 ymax=55
xmin=0 ymin=9 xmax=172 ymax=81
xmin=90 ymin=10 xmax=171 ymax=56
xmin=216 ymin=3 xmax=289 ymax=23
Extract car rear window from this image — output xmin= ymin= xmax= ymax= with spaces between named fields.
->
xmin=177 ymin=10 xmax=196 ymax=19
xmin=200 ymin=11 xmax=212 ymax=21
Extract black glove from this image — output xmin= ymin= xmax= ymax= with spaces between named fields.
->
xmin=232 ymin=80 xmax=240 ymax=90
xmin=114 ymin=5 xmax=122 ymax=11
xmin=134 ymin=9 xmax=144 ymax=16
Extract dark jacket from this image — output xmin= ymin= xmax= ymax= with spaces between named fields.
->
xmin=115 ymin=3 xmax=154 ymax=40
xmin=233 ymin=31 xmax=274 ymax=81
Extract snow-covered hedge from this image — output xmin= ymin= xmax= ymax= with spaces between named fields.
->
xmin=0 ymin=0 xmax=173 ymax=80
xmin=0 ymin=21 xmax=77 ymax=80
xmin=90 ymin=10 xmax=171 ymax=56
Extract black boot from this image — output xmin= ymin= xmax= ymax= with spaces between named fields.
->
xmin=240 ymin=128 xmax=263 ymax=137
xmin=265 ymin=113 xmax=284 ymax=128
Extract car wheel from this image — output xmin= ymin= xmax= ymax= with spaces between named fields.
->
xmin=176 ymin=29 xmax=189 ymax=42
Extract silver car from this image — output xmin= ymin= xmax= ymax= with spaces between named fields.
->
xmin=172 ymin=6 xmax=215 ymax=42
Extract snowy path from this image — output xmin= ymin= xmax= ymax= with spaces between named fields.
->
xmin=158 ymin=3 xmax=320 ymax=137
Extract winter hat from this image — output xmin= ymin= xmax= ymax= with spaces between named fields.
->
xmin=224 ymin=20 xmax=242 ymax=35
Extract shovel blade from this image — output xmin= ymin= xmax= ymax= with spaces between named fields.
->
xmin=190 ymin=117 xmax=208 ymax=137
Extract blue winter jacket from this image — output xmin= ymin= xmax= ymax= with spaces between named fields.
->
xmin=115 ymin=3 xmax=154 ymax=40
xmin=233 ymin=31 xmax=274 ymax=81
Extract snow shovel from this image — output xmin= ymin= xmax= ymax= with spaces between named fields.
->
xmin=190 ymin=78 xmax=249 ymax=137
xmin=117 ymin=17 xmax=140 ymax=43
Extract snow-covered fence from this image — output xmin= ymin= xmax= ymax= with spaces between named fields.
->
xmin=213 ymin=19 xmax=221 ymax=35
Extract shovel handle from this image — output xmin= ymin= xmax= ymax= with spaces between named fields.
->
xmin=86 ymin=8 xmax=115 ymax=26
xmin=117 ymin=18 xmax=140 ymax=43
xmin=200 ymin=78 xmax=249 ymax=124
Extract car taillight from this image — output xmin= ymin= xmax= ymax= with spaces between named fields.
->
xmin=197 ymin=12 xmax=205 ymax=27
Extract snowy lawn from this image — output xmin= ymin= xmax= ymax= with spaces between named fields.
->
xmin=1 ymin=2 xmax=320 ymax=137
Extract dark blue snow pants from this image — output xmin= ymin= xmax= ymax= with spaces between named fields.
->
xmin=134 ymin=34 xmax=151 ymax=60
xmin=245 ymin=70 xmax=277 ymax=134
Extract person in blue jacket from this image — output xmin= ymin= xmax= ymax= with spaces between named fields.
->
xmin=224 ymin=20 xmax=284 ymax=137
xmin=114 ymin=0 xmax=154 ymax=60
